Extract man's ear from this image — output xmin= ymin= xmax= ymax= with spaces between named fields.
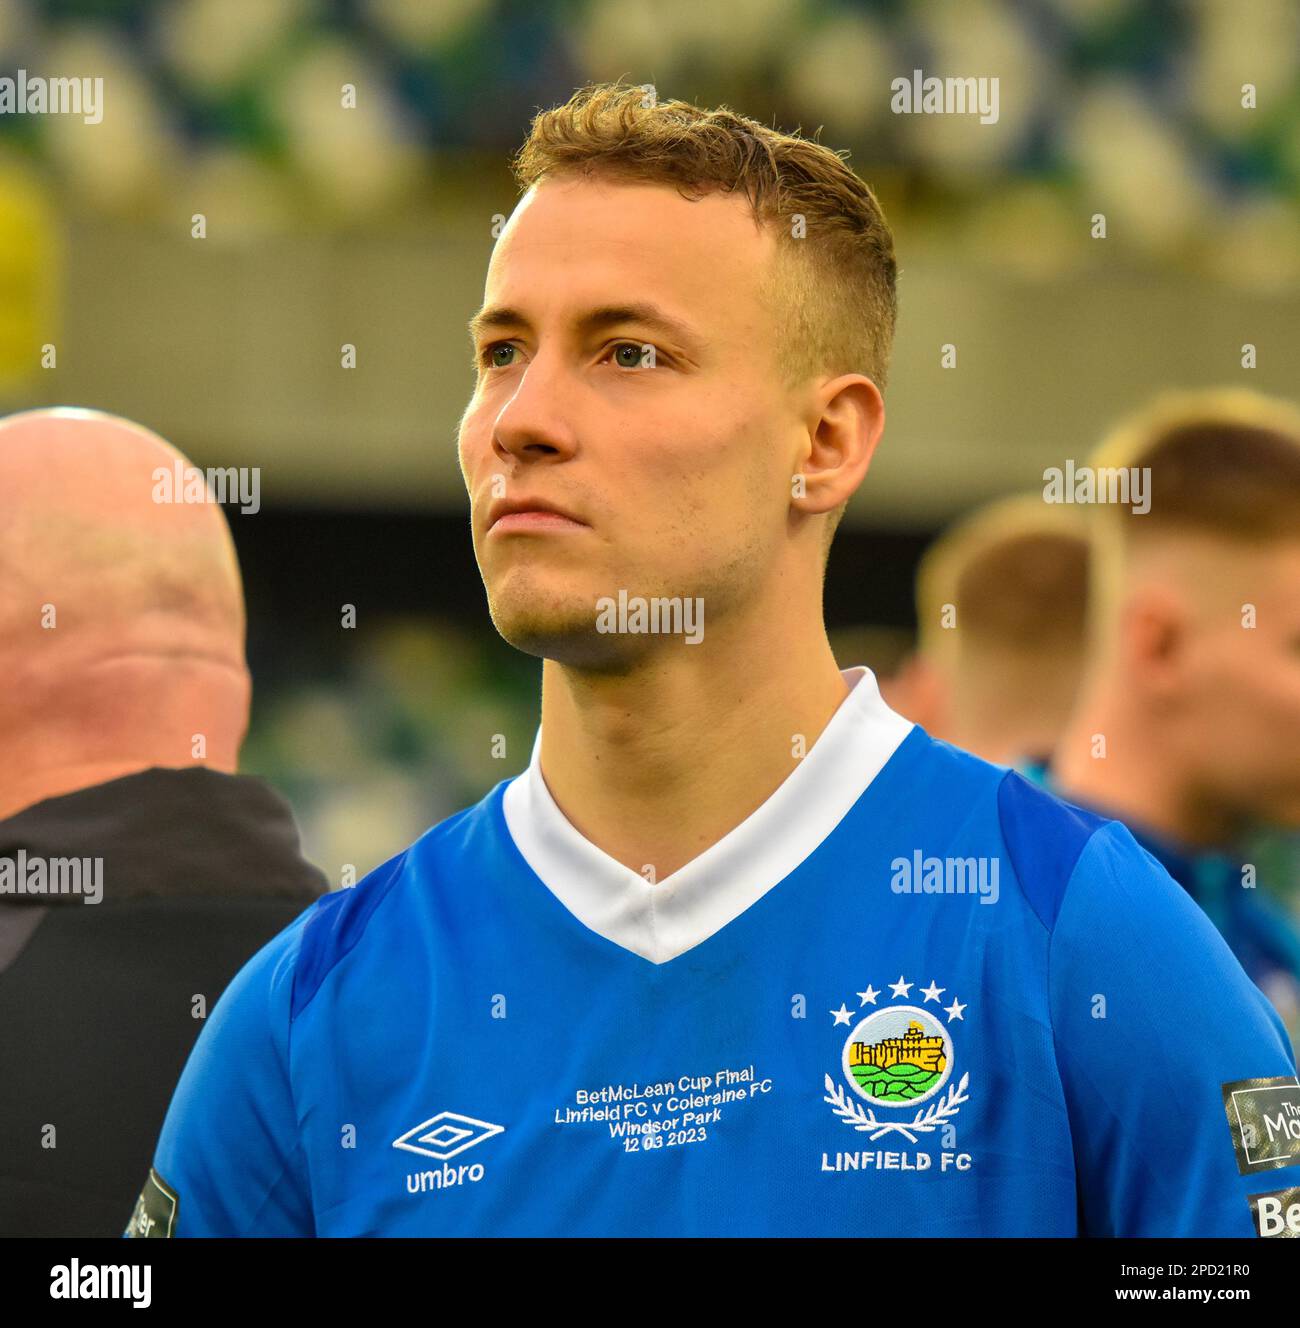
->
xmin=794 ymin=375 xmax=884 ymax=519
xmin=1120 ymin=584 xmax=1187 ymax=700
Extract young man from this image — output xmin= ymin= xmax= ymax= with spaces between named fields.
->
xmin=902 ymin=496 xmax=1090 ymax=766
xmin=132 ymin=85 xmax=1298 ymax=1238
xmin=1052 ymin=390 xmax=1300 ymax=1045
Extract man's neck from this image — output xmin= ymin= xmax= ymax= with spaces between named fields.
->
xmin=1054 ymin=695 xmax=1238 ymax=851
xmin=0 ymin=752 xmax=238 ymax=824
xmin=536 ymin=629 xmax=850 ymax=882
xmin=947 ymin=717 xmax=1062 ymax=768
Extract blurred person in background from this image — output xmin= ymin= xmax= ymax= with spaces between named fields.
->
xmin=1053 ymin=390 xmax=1300 ymax=1041
xmin=826 ymin=623 xmax=916 ymax=712
xmin=0 ymin=408 xmax=325 ymax=1236
xmin=898 ymin=496 xmax=1090 ymax=765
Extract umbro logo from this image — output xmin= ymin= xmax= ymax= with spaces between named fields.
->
xmin=392 ymin=1111 xmax=505 ymax=1161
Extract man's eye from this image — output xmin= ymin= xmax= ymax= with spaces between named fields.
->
xmin=479 ymin=343 xmax=518 ymax=369
xmin=606 ymin=342 xmax=660 ymax=369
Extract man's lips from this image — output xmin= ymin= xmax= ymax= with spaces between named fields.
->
xmin=485 ymin=496 xmax=588 ymax=533
xmin=487 ymin=509 xmax=587 ymax=534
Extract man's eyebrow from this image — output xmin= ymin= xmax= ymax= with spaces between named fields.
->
xmin=467 ymin=302 xmax=705 ymax=354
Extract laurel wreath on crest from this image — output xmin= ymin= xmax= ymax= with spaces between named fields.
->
xmin=824 ymin=1071 xmax=970 ymax=1144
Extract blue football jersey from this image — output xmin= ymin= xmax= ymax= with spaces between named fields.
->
xmin=129 ymin=668 xmax=1300 ymax=1237
xmin=1021 ymin=762 xmax=1300 ymax=1044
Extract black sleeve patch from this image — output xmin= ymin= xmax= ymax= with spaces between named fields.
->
xmin=1247 ymin=1186 xmax=1300 ymax=1238
xmin=1221 ymin=1076 xmax=1300 ymax=1175
xmin=125 ymin=1166 xmax=179 ymax=1238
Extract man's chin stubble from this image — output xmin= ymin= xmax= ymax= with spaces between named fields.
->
xmin=488 ymin=605 xmax=647 ymax=672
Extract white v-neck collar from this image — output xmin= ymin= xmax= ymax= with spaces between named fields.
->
xmin=501 ymin=665 xmax=914 ymax=965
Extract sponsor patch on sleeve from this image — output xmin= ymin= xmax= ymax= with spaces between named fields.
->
xmin=1247 ymin=1186 xmax=1300 ymax=1238
xmin=125 ymin=1166 xmax=179 ymax=1238
xmin=1221 ymin=1076 xmax=1300 ymax=1175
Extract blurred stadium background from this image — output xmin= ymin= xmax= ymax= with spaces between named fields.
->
xmin=1 ymin=0 xmax=1298 ymax=889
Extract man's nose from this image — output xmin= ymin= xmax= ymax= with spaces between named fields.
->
xmin=490 ymin=349 xmax=579 ymax=465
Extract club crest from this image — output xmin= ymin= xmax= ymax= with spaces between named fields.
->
xmin=825 ymin=976 xmax=970 ymax=1143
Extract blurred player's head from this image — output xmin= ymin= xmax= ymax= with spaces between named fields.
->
xmin=827 ymin=624 xmax=918 ymax=710
xmin=0 ymin=408 xmax=250 ymax=820
xmin=1058 ymin=389 xmax=1300 ymax=841
xmin=458 ymin=81 xmax=896 ymax=668
xmin=908 ymin=496 xmax=1089 ymax=765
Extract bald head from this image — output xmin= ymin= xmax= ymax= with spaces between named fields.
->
xmin=0 ymin=409 xmax=250 ymax=819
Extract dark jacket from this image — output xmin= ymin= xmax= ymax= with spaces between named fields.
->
xmin=0 ymin=766 xmax=326 ymax=1236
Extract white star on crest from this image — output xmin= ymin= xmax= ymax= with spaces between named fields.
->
xmin=945 ymin=998 xmax=966 ymax=1022
xmin=889 ymin=975 xmax=912 ymax=999
xmin=921 ymin=981 xmax=945 ymax=1003
xmin=831 ymin=1004 xmax=853 ymax=1026
xmin=856 ymin=985 xmax=879 ymax=1006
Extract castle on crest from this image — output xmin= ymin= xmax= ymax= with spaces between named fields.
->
xmin=849 ymin=1020 xmax=946 ymax=1073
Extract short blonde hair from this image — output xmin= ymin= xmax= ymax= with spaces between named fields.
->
xmin=1086 ymin=389 xmax=1300 ymax=641
xmin=1090 ymin=388 xmax=1300 ymax=545
xmin=511 ymin=80 xmax=898 ymax=392
xmin=916 ymin=495 xmax=1090 ymax=662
